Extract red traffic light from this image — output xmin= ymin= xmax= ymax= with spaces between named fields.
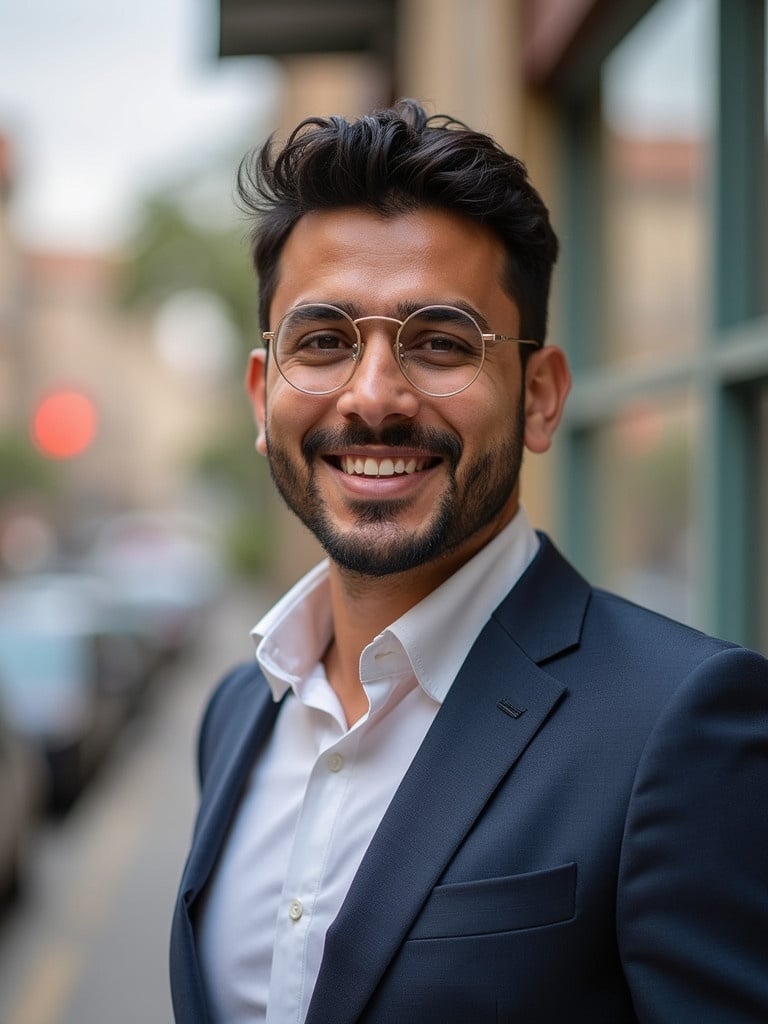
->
xmin=31 ymin=389 xmax=99 ymax=459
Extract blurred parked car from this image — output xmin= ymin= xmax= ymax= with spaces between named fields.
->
xmin=0 ymin=574 xmax=147 ymax=811
xmin=84 ymin=512 xmax=224 ymax=664
xmin=0 ymin=700 xmax=42 ymax=900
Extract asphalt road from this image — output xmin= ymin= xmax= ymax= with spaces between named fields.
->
xmin=0 ymin=583 xmax=272 ymax=1024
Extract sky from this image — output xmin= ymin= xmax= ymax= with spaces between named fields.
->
xmin=0 ymin=0 xmax=280 ymax=251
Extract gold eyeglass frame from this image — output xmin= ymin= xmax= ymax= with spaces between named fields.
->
xmin=262 ymin=303 xmax=538 ymax=398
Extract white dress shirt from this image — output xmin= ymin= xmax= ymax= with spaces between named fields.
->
xmin=196 ymin=509 xmax=539 ymax=1024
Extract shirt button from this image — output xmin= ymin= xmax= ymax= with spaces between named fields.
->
xmin=327 ymin=753 xmax=344 ymax=773
xmin=288 ymin=899 xmax=303 ymax=921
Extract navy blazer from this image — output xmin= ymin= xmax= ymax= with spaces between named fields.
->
xmin=170 ymin=536 xmax=768 ymax=1022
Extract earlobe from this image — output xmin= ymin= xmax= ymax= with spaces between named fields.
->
xmin=246 ymin=349 xmax=268 ymax=456
xmin=523 ymin=346 xmax=571 ymax=454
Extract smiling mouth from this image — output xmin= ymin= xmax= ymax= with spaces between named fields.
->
xmin=332 ymin=455 xmax=438 ymax=477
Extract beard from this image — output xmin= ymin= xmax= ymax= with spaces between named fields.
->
xmin=264 ymin=402 xmax=525 ymax=578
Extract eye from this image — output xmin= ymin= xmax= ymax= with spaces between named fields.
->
xmin=280 ymin=327 xmax=356 ymax=359
xmin=301 ymin=330 xmax=353 ymax=351
xmin=401 ymin=329 xmax=479 ymax=365
xmin=420 ymin=333 xmax=469 ymax=353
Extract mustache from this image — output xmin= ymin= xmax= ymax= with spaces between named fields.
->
xmin=301 ymin=424 xmax=462 ymax=471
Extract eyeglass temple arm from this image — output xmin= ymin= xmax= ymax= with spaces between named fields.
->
xmin=482 ymin=334 xmax=540 ymax=346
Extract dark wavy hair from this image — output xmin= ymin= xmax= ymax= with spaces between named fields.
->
xmin=237 ymin=99 xmax=558 ymax=343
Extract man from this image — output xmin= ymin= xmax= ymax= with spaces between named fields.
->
xmin=170 ymin=100 xmax=768 ymax=1023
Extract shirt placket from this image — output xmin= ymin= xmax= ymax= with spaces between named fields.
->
xmin=266 ymin=717 xmax=359 ymax=1024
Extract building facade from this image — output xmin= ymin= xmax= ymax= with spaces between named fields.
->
xmin=219 ymin=0 xmax=767 ymax=651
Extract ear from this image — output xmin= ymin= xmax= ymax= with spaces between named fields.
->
xmin=246 ymin=348 xmax=268 ymax=456
xmin=523 ymin=346 xmax=571 ymax=454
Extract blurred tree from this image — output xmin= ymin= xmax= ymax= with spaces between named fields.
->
xmin=120 ymin=193 xmax=257 ymax=346
xmin=0 ymin=431 xmax=62 ymax=573
xmin=194 ymin=415 xmax=276 ymax=577
xmin=119 ymin=165 xmax=275 ymax=577
xmin=0 ymin=431 xmax=60 ymax=503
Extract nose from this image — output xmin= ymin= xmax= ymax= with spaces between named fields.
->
xmin=335 ymin=329 xmax=421 ymax=427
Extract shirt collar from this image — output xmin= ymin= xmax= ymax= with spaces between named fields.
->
xmin=382 ymin=507 xmax=538 ymax=703
xmin=251 ymin=508 xmax=539 ymax=705
xmin=252 ymin=559 xmax=333 ymax=700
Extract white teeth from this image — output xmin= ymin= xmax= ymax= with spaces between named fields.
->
xmin=339 ymin=455 xmax=429 ymax=477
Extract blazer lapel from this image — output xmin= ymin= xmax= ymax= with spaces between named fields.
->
xmin=181 ymin=673 xmax=282 ymax=905
xmin=171 ymin=666 xmax=283 ymax=1022
xmin=306 ymin=535 xmax=589 ymax=1024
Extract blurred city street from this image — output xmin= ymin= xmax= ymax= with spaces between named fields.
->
xmin=0 ymin=3 xmax=766 ymax=1022
xmin=0 ymin=583 xmax=270 ymax=1024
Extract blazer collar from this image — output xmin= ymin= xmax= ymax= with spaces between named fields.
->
xmin=493 ymin=532 xmax=590 ymax=663
xmin=307 ymin=534 xmax=588 ymax=1024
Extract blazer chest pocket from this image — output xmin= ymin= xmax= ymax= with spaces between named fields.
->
xmin=408 ymin=862 xmax=576 ymax=940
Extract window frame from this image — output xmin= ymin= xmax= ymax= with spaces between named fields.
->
xmin=556 ymin=0 xmax=767 ymax=648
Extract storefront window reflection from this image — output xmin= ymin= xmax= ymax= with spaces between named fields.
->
xmin=600 ymin=0 xmax=714 ymax=369
xmin=591 ymin=393 xmax=699 ymax=624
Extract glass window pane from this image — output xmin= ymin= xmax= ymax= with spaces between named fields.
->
xmin=600 ymin=0 xmax=714 ymax=369
xmin=591 ymin=392 xmax=699 ymax=626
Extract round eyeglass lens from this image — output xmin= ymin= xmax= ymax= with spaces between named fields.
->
xmin=397 ymin=306 xmax=485 ymax=397
xmin=273 ymin=304 xmax=359 ymax=394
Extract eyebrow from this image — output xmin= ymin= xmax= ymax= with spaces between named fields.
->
xmin=308 ymin=298 xmax=492 ymax=332
xmin=287 ymin=305 xmax=350 ymax=328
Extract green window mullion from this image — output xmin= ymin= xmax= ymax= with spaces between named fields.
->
xmin=558 ymin=88 xmax=604 ymax=574
xmin=560 ymin=89 xmax=604 ymax=374
xmin=701 ymin=0 xmax=766 ymax=644
xmin=713 ymin=0 xmax=766 ymax=333
xmin=696 ymin=379 xmax=760 ymax=646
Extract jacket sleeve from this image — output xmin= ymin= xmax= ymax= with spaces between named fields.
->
xmin=617 ymin=645 xmax=768 ymax=1022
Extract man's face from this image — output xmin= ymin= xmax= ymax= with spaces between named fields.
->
xmin=248 ymin=207 xmax=566 ymax=581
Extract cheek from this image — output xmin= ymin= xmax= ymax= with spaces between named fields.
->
xmin=266 ymin=384 xmax=330 ymax=444
xmin=452 ymin=384 xmax=515 ymax=446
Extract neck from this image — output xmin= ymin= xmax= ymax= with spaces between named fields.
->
xmin=320 ymin=508 xmax=520 ymax=726
xmin=321 ymin=567 xmax=420 ymax=727
xmin=321 ymin=544 xmax=479 ymax=726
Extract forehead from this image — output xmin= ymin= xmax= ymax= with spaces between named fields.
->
xmin=269 ymin=206 xmax=515 ymax=325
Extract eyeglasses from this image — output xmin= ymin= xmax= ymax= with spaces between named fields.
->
xmin=262 ymin=303 xmax=538 ymax=398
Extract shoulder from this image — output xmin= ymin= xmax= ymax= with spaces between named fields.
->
xmin=517 ymin=535 xmax=768 ymax=723
xmin=581 ymin=585 xmax=767 ymax=706
xmin=614 ymin=630 xmax=768 ymax=1016
xmin=585 ymin=585 xmax=736 ymax=668
xmin=588 ymin=587 xmax=768 ymax=703
xmin=531 ymin=533 xmax=750 ymax=676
